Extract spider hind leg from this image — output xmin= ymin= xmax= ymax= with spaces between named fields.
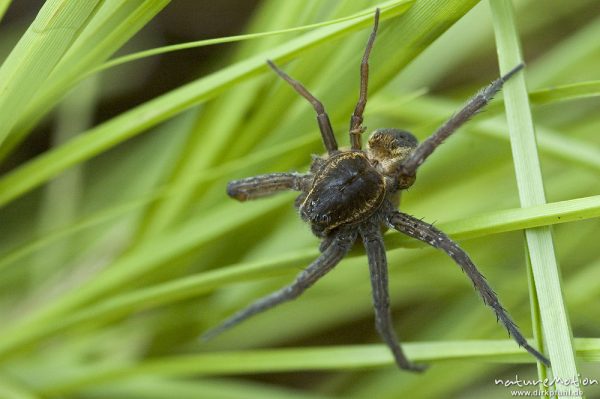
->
xmin=387 ymin=211 xmax=550 ymax=367
xmin=202 ymin=231 xmax=356 ymax=341
xmin=361 ymin=222 xmax=427 ymax=372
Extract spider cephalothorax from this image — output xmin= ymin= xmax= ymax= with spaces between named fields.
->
xmin=204 ymin=9 xmax=550 ymax=372
xmin=301 ymin=150 xmax=386 ymax=236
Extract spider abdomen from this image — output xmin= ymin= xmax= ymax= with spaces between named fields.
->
xmin=300 ymin=151 xmax=385 ymax=235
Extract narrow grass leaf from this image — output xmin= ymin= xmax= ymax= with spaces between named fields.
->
xmin=0 ymin=0 xmax=171 ymax=161
xmin=0 ymin=0 xmax=12 ymax=22
xmin=529 ymin=81 xmax=600 ymax=104
xmin=490 ymin=0 xmax=579 ymax=394
xmin=92 ymin=6 xmax=392 ymax=76
xmin=527 ymin=15 xmax=600 ymax=88
xmin=81 ymin=378 xmax=337 ymax=399
xmin=396 ymin=194 xmax=600 ymax=242
xmin=37 ymin=339 xmax=600 ymax=396
xmin=0 ymin=0 xmax=101 ymax=147
xmin=0 ymin=376 xmax=40 ymax=399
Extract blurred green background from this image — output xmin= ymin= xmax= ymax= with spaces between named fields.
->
xmin=0 ymin=0 xmax=598 ymax=398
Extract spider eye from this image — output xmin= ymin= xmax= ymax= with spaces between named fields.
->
xmin=368 ymin=128 xmax=418 ymax=151
xmin=367 ymin=128 xmax=418 ymax=174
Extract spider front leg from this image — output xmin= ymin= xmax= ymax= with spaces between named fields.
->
xmin=387 ymin=211 xmax=551 ymax=367
xmin=349 ymin=8 xmax=379 ymax=150
xmin=202 ymin=231 xmax=356 ymax=341
xmin=267 ymin=60 xmax=338 ymax=154
xmin=360 ymin=223 xmax=427 ymax=372
xmin=398 ymin=64 xmax=524 ymax=184
xmin=227 ymin=172 xmax=311 ymax=201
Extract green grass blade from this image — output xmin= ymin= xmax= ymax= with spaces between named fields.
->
xmin=0 ymin=0 xmax=171 ymax=162
xmin=0 ymin=376 xmax=40 ymax=399
xmin=489 ymin=0 xmax=579 ymax=394
xmin=0 ymin=0 xmax=12 ymax=22
xmin=36 ymin=339 xmax=600 ymax=396
xmin=401 ymin=195 xmax=600 ymax=242
xmin=527 ymin=15 xmax=600 ymax=88
xmin=92 ymin=6 xmax=392 ymax=76
xmin=0 ymin=0 xmax=101 ymax=147
xmin=82 ymin=378 xmax=336 ymax=399
xmin=33 ymin=76 xmax=98 ymax=281
xmin=529 ymin=81 xmax=600 ymax=104
xmin=0 ymin=195 xmax=160 ymax=272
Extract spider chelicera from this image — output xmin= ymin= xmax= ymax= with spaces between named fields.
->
xmin=203 ymin=9 xmax=550 ymax=372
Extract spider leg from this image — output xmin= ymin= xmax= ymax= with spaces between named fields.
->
xmin=267 ymin=60 xmax=338 ymax=154
xmin=227 ymin=172 xmax=310 ymax=202
xmin=319 ymin=235 xmax=336 ymax=252
xmin=202 ymin=231 xmax=356 ymax=341
xmin=349 ymin=8 xmax=380 ymax=150
xmin=360 ymin=223 xmax=427 ymax=372
xmin=399 ymin=64 xmax=524 ymax=180
xmin=387 ymin=211 xmax=551 ymax=367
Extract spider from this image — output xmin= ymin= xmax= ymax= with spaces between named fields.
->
xmin=203 ymin=9 xmax=550 ymax=372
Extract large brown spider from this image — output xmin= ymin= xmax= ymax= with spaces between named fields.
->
xmin=203 ymin=10 xmax=550 ymax=372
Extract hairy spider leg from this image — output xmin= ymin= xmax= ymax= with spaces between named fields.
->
xmin=387 ymin=211 xmax=551 ymax=367
xmin=399 ymin=63 xmax=524 ymax=180
xmin=227 ymin=172 xmax=310 ymax=201
xmin=360 ymin=222 xmax=427 ymax=372
xmin=349 ymin=8 xmax=380 ymax=150
xmin=267 ymin=60 xmax=338 ymax=154
xmin=202 ymin=232 xmax=357 ymax=341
